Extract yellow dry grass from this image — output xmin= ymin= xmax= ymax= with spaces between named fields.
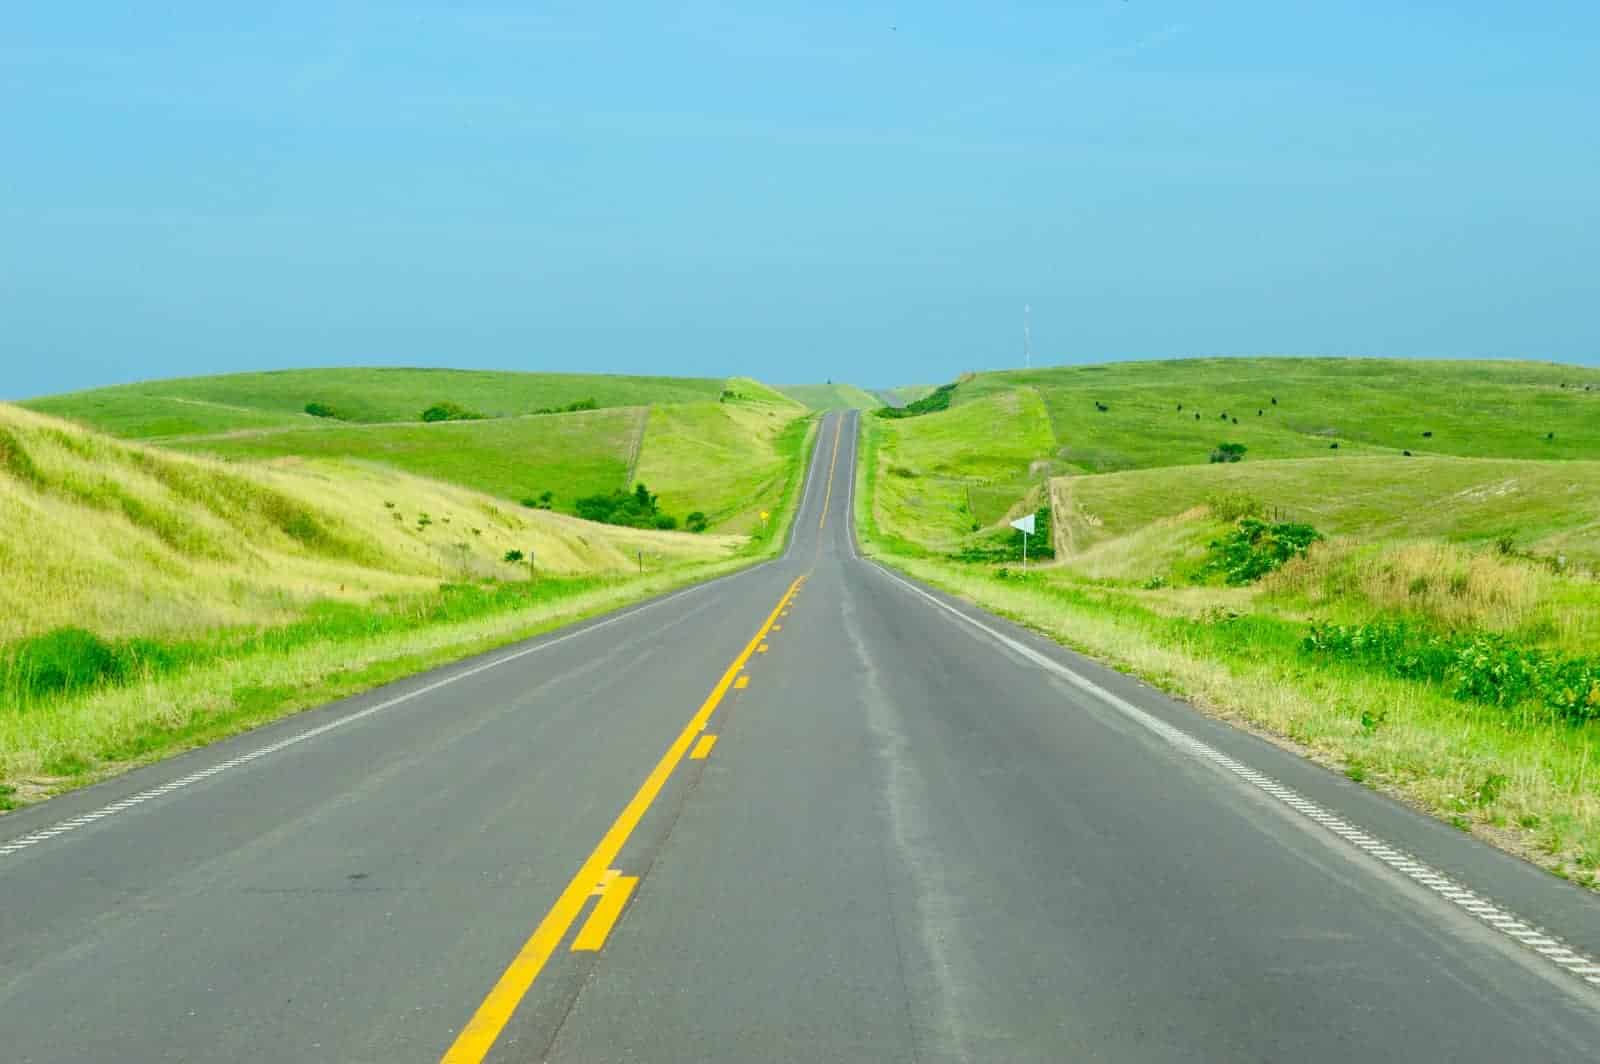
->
xmin=0 ymin=403 xmax=739 ymax=643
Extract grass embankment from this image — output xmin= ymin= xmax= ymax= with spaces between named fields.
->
xmin=0 ymin=404 xmax=818 ymax=809
xmin=776 ymin=383 xmax=884 ymax=411
xmin=857 ymin=362 xmax=1600 ymax=887
xmin=23 ymin=367 xmax=726 ymax=435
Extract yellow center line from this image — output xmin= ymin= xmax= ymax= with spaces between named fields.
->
xmin=439 ymin=574 xmax=805 ymax=1064
xmin=817 ymin=415 xmax=843 ymax=531
xmin=689 ymin=735 xmax=718 ymax=760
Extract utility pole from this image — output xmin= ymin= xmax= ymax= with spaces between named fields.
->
xmin=1023 ymin=303 xmax=1033 ymax=370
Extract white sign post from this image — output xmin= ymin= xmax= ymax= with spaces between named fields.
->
xmin=1010 ymin=512 xmax=1036 ymax=572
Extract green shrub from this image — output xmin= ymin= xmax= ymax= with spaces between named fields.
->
xmin=1202 ymin=517 xmax=1320 ymax=584
xmin=574 ymin=483 xmax=682 ymax=530
xmin=304 ymin=402 xmax=340 ymax=419
xmin=503 ymin=549 xmax=524 ymax=564
xmin=1209 ymin=441 xmax=1247 ymax=464
xmin=875 ymin=382 xmax=957 ymax=419
xmin=685 ymin=511 xmax=709 ymax=533
xmin=420 ymin=402 xmax=483 ymax=423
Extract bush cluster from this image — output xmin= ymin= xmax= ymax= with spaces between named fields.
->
xmin=1209 ymin=441 xmax=1246 ymax=464
xmin=1302 ymin=621 xmax=1600 ymax=723
xmin=875 ymin=383 xmax=957 ymax=419
xmin=1202 ymin=517 xmax=1320 ymax=585
xmin=304 ymin=401 xmax=341 ymax=419
xmin=531 ymin=398 xmax=598 ymax=415
xmin=574 ymin=483 xmax=678 ymax=530
xmin=420 ymin=402 xmax=484 ymax=423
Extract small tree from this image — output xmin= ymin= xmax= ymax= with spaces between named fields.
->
xmin=503 ymin=549 xmax=524 ymax=564
xmin=1209 ymin=442 xmax=1247 ymax=464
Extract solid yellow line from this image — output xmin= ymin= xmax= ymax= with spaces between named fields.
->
xmin=571 ymin=875 xmax=638 ymax=951
xmin=818 ymin=415 xmax=843 ymax=531
xmin=690 ymin=735 xmax=718 ymax=760
xmin=439 ymin=575 xmax=804 ymax=1063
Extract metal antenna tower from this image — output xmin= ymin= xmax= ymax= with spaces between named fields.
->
xmin=1023 ymin=303 xmax=1033 ymax=369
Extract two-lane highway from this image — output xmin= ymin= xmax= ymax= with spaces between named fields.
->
xmin=3 ymin=411 xmax=1598 ymax=1061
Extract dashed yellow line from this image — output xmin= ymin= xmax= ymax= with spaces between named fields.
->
xmin=439 ymin=575 xmax=804 ymax=1063
xmin=818 ymin=415 xmax=843 ymax=531
xmin=690 ymin=735 xmax=718 ymax=760
xmin=734 ymin=675 xmax=749 ymax=690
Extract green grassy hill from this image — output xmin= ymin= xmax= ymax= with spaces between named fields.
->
xmin=776 ymin=383 xmax=883 ymax=411
xmin=960 ymin=357 xmax=1600 ymax=472
xmin=24 ymin=368 xmax=812 ymax=533
xmin=24 ymin=368 xmax=726 ymax=437
xmin=868 ymin=358 xmax=1600 ymax=556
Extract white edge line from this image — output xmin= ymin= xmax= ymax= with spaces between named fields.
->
xmin=867 ymin=560 xmax=1600 ymax=992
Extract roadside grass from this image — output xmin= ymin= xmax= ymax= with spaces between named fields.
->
xmin=776 ymin=383 xmax=884 ymax=411
xmin=854 ymin=379 xmax=1600 ymax=889
xmin=24 ymin=367 xmax=726 ymax=434
xmin=0 ymin=414 xmax=820 ymax=807
xmin=168 ymin=407 xmax=644 ymax=514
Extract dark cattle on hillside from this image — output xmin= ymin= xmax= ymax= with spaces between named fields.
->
xmin=1403 ymin=450 xmax=1412 ymax=456
xmin=1423 ymin=431 xmax=1433 ymax=438
xmin=1330 ymin=442 xmax=1340 ymax=449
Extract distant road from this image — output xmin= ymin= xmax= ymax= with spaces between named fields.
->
xmin=3 ymin=412 xmax=1598 ymax=1061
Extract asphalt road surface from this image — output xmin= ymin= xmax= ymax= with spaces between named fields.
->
xmin=3 ymin=411 xmax=1599 ymax=1062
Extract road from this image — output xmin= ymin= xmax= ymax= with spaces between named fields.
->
xmin=3 ymin=411 xmax=1599 ymax=1062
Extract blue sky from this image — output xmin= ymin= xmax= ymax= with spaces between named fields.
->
xmin=4 ymin=2 xmax=1597 ymax=398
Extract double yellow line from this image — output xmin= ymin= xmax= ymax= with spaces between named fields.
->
xmin=440 ymin=574 xmax=805 ymax=1063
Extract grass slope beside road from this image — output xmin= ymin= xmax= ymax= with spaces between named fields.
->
xmin=856 ymin=368 xmax=1600 ymax=889
xmin=23 ymin=368 xmax=726 ymax=435
xmin=0 ymin=404 xmax=819 ymax=809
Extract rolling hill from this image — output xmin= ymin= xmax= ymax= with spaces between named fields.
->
xmin=23 ymin=368 xmax=812 ymax=533
xmin=776 ymin=382 xmax=883 ymax=411
xmin=23 ymin=368 xmax=726 ymax=436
